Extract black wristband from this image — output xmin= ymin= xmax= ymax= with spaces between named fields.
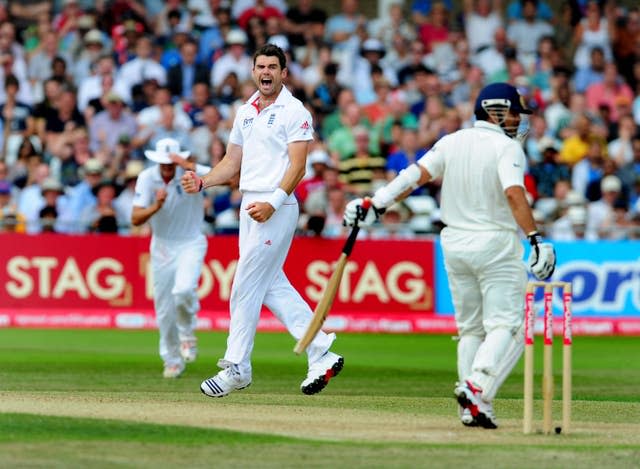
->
xmin=198 ymin=178 xmax=204 ymax=192
xmin=527 ymin=231 xmax=542 ymax=246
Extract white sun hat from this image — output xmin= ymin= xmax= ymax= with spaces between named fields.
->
xmin=144 ymin=138 xmax=190 ymax=164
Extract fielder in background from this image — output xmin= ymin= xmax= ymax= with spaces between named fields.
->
xmin=132 ymin=138 xmax=210 ymax=379
xmin=344 ymin=83 xmax=556 ymax=429
xmin=181 ymin=44 xmax=343 ymax=397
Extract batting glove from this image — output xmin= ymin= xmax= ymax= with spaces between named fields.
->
xmin=527 ymin=231 xmax=556 ymax=280
xmin=343 ymin=198 xmax=384 ymax=227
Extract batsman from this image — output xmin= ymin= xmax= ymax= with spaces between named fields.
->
xmin=344 ymin=83 xmax=556 ymax=429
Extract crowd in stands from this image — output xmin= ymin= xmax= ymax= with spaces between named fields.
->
xmin=0 ymin=0 xmax=639 ymax=241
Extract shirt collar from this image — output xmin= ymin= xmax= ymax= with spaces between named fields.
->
xmin=248 ymin=85 xmax=292 ymax=107
xmin=474 ymin=119 xmax=506 ymax=136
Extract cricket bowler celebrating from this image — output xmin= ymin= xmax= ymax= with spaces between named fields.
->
xmin=132 ymin=138 xmax=210 ymax=378
xmin=344 ymin=83 xmax=556 ymax=428
xmin=181 ymin=44 xmax=343 ymax=397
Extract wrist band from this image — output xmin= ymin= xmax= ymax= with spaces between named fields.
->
xmin=198 ymin=177 xmax=204 ymax=192
xmin=266 ymin=188 xmax=288 ymax=211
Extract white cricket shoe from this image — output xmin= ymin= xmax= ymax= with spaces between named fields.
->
xmin=200 ymin=364 xmax=251 ymax=398
xmin=163 ymin=362 xmax=185 ymax=379
xmin=180 ymin=340 xmax=198 ymax=363
xmin=300 ymin=351 xmax=344 ymax=395
xmin=454 ymin=380 xmax=498 ymax=429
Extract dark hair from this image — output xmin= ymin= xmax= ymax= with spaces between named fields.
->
xmin=253 ymin=44 xmax=287 ymax=69
xmin=4 ymin=73 xmax=19 ymax=90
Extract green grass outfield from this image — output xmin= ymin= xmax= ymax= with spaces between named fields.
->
xmin=1 ymin=329 xmax=639 ymax=468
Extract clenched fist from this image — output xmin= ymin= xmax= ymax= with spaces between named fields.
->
xmin=181 ymin=171 xmax=203 ymax=193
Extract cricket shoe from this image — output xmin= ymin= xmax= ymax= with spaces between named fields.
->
xmin=180 ymin=340 xmax=198 ymax=363
xmin=454 ymin=380 xmax=498 ymax=429
xmin=163 ymin=362 xmax=185 ymax=379
xmin=200 ymin=364 xmax=251 ymax=398
xmin=300 ymin=351 xmax=343 ymax=395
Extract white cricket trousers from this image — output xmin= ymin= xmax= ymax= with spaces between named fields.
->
xmin=441 ymin=228 xmax=527 ymax=399
xmin=151 ymin=234 xmax=207 ymax=366
xmin=223 ymin=191 xmax=335 ymax=378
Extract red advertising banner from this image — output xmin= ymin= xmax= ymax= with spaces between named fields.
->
xmin=0 ymin=233 xmax=440 ymax=333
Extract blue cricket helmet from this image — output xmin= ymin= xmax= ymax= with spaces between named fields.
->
xmin=474 ymin=82 xmax=533 ymax=120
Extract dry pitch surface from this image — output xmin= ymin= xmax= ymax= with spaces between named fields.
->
xmin=2 ymin=391 xmax=639 ymax=447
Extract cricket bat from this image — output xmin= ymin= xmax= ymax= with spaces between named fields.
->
xmin=293 ymin=199 xmax=371 ymax=355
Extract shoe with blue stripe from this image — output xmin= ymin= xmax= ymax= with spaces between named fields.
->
xmin=200 ymin=364 xmax=251 ymax=398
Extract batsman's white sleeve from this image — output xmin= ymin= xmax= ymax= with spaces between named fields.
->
xmin=371 ymin=164 xmax=422 ymax=208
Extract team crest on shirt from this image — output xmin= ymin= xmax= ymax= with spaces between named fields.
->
xmin=243 ymin=117 xmax=254 ymax=129
xmin=267 ymin=113 xmax=276 ymax=127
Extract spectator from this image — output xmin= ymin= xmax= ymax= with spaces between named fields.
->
xmin=572 ymin=0 xmax=614 ymax=70
xmin=585 ymin=174 xmax=623 ymax=240
xmin=146 ymin=103 xmax=194 ymax=156
xmin=324 ymin=0 xmax=366 ymax=56
xmin=135 ymin=86 xmax=193 ymax=146
xmin=210 ymin=29 xmax=252 ymax=93
xmin=327 ymin=101 xmax=375 ymax=161
xmin=617 ymin=134 xmax=640 ymax=197
xmin=37 ymin=177 xmax=67 ymax=233
xmin=585 ymin=62 xmax=634 ymax=123
xmin=80 ymin=179 xmax=121 ymax=233
xmin=166 ymin=38 xmax=209 ymax=101
xmin=190 ymin=103 xmax=228 ymax=165
xmin=0 ymin=179 xmax=25 ymax=232
xmin=196 ymin=3 xmax=229 ymax=68
xmin=571 ymin=139 xmax=607 ymax=199
xmin=369 ymin=0 xmax=415 ymax=51
xmin=237 ymin=0 xmax=284 ymax=32
xmin=549 ymin=205 xmax=588 ymax=240
xmin=574 ymin=46 xmax=606 ymax=94
xmin=608 ymin=114 xmax=638 ymax=167
xmin=505 ymin=0 xmax=553 ymax=22
xmin=337 ymin=37 xmax=397 ymax=106
xmin=284 ymin=0 xmax=328 ymax=62
xmin=116 ymin=35 xmax=168 ymax=100
xmin=113 ymin=159 xmax=145 ymax=235
xmin=0 ymin=52 xmax=33 ymax=106
xmin=0 ymin=74 xmax=35 ymax=166
xmin=559 ymin=112 xmax=605 ymax=166
xmin=417 ymin=1 xmax=450 ymax=55
xmin=27 ymin=30 xmax=65 ymax=88
xmin=386 ymin=124 xmax=428 ymax=181
xmin=529 ymin=137 xmax=571 ymax=199
xmin=296 ymin=148 xmax=332 ymax=204
xmin=463 ymin=0 xmax=503 ymax=56
xmin=506 ymin=0 xmax=554 ymax=71
xmin=16 ymin=159 xmax=49 ymax=233
xmin=337 ymin=125 xmax=386 ymax=196
xmin=57 ymin=157 xmax=103 ymax=233
xmin=71 ymin=29 xmax=108 ymax=87
xmin=88 ymin=92 xmax=138 ymax=157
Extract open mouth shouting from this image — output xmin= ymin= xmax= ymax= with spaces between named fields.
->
xmin=259 ymin=76 xmax=274 ymax=93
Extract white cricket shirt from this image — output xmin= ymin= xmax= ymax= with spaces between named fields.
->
xmin=133 ymin=164 xmax=208 ymax=241
xmin=419 ymin=120 xmax=526 ymax=232
xmin=229 ymin=86 xmax=314 ymax=192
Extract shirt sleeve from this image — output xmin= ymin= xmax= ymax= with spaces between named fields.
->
xmin=286 ymin=104 xmax=314 ymax=143
xmin=418 ymin=139 xmax=445 ymax=180
xmin=132 ymin=172 xmax=152 ymax=208
xmin=228 ymin=110 xmax=244 ymax=146
xmin=497 ymin=142 xmax=526 ymax=190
